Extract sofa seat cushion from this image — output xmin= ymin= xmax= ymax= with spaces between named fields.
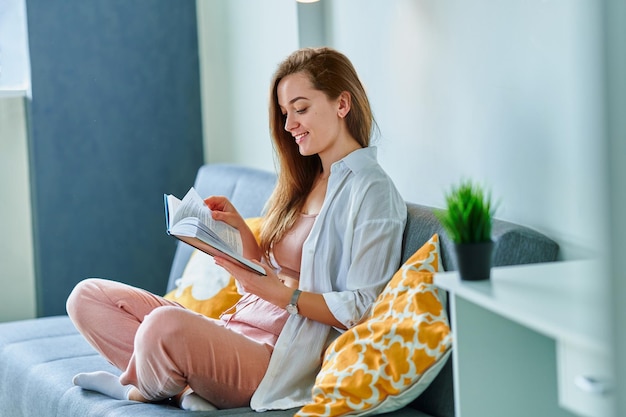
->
xmin=0 ymin=315 xmax=435 ymax=417
xmin=0 ymin=316 xmax=220 ymax=416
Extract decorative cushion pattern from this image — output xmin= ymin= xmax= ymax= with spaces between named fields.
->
xmin=164 ymin=217 xmax=263 ymax=319
xmin=297 ymin=234 xmax=452 ymax=417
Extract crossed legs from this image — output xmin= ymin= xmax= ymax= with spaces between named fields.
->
xmin=66 ymin=278 xmax=272 ymax=409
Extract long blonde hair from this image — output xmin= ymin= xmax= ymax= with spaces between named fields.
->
xmin=259 ymin=47 xmax=374 ymax=262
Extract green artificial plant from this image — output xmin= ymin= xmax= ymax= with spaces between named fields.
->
xmin=435 ymin=180 xmax=496 ymax=244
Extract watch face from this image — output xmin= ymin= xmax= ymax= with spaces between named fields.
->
xmin=286 ymin=304 xmax=298 ymax=315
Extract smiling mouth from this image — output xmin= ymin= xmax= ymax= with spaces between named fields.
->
xmin=294 ymin=132 xmax=309 ymax=144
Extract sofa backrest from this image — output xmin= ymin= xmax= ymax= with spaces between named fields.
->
xmin=169 ymin=163 xmax=559 ymax=288
xmin=404 ymin=202 xmax=559 ymax=270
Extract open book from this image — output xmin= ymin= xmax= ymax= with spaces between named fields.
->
xmin=164 ymin=187 xmax=266 ymax=276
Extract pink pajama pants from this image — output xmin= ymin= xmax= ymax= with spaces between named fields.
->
xmin=66 ymin=278 xmax=272 ymax=409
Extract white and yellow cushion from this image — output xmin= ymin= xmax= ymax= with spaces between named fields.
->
xmin=297 ymin=234 xmax=452 ymax=417
xmin=164 ymin=217 xmax=262 ymax=319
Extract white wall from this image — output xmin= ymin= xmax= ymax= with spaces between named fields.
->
xmin=197 ymin=0 xmax=609 ymax=262
xmin=0 ymin=96 xmax=36 ymax=322
xmin=330 ymin=0 xmax=608 ymax=262
xmin=0 ymin=0 xmax=35 ymax=322
xmin=197 ymin=0 xmax=300 ymax=172
xmin=197 ymin=0 xmax=621 ymax=408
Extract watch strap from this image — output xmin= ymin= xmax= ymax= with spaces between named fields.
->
xmin=289 ymin=288 xmax=302 ymax=306
xmin=286 ymin=289 xmax=302 ymax=315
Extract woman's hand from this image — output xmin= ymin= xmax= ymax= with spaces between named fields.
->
xmin=204 ymin=196 xmax=245 ymax=229
xmin=214 ymin=257 xmax=292 ymax=308
xmin=214 ymin=256 xmax=345 ymax=329
xmin=204 ymin=196 xmax=262 ymax=261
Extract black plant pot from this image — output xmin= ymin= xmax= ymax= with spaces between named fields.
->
xmin=454 ymin=240 xmax=494 ymax=281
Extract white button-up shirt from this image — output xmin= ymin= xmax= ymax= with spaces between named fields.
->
xmin=251 ymin=146 xmax=407 ymax=411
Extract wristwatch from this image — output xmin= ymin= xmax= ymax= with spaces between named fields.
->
xmin=286 ymin=289 xmax=302 ymax=315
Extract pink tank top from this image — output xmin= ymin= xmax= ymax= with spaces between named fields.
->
xmin=221 ymin=214 xmax=316 ymax=347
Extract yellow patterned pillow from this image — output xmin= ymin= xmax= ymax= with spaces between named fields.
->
xmin=164 ymin=217 xmax=263 ymax=319
xmin=297 ymin=234 xmax=452 ymax=417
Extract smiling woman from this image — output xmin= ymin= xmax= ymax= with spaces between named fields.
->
xmin=278 ymin=73 xmax=354 ymax=158
xmin=264 ymin=47 xmax=377 ymax=253
xmin=67 ymin=46 xmax=407 ymax=413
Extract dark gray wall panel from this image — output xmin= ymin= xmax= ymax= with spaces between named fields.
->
xmin=26 ymin=0 xmax=204 ymax=316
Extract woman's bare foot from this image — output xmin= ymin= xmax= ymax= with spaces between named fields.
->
xmin=127 ymin=387 xmax=149 ymax=402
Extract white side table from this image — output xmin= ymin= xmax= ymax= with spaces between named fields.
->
xmin=435 ymin=260 xmax=614 ymax=417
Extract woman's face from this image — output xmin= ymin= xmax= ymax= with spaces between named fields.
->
xmin=277 ymin=72 xmax=346 ymax=159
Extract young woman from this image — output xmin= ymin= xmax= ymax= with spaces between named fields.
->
xmin=67 ymin=47 xmax=407 ymax=411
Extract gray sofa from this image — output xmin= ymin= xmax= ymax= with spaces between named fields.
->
xmin=0 ymin=163 xmax=559 ymax=417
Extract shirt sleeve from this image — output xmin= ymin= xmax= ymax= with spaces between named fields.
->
xmin=322 ymin=215 xmax=406 ymax=329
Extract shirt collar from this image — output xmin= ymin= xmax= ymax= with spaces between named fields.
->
xmin=331 ymin=146 xmax=378 ymax=176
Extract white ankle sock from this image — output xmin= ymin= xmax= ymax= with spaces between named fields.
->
xmin=179 ymin=389 xmax=217 ymax=411
xmin=72 ymin=371 xmax=133 ymax=400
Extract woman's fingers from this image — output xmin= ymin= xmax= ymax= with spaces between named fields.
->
xmin=203 ymin=196 xmax=244 ymax=228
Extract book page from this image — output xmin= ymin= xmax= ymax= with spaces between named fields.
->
xmin=172 ymin=188 xmax=243 ymax=254
xmin=164 ymin=188 xmax=265 ymax=275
